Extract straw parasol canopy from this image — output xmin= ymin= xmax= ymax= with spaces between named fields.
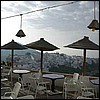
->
xmin=25 ymin=38 xmax=59 ymax=72
xmin=64 ymin=36 xmax=99 ymax=76
xmin=1 ymin=39 xmax=27 ymax=81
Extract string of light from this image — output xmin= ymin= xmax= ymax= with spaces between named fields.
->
xmin=1 ymin=1 xmax=80 ymax=20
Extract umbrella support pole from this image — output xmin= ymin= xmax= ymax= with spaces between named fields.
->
xmin=82 ymin=49 xmax=86 ymax=76
xmin=41 ymin=50 xmax=43 ymax=73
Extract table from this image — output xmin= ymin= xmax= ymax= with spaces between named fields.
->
xmin=13 ymin=70 xmax=30 ymax=89
xmin=90 ymin=78 xmax=99 ymax=85
xmin=43 ymin=74 xmax=64 ymax=93
xmin=13 ymin=69 xmax=30 ymax=78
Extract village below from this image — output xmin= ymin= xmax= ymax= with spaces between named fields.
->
xmin=1 ymin=49 xmax=99 ymax=77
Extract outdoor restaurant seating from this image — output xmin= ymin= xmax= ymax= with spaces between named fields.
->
xmin=1 ymin=78 xmax=9 ymax=87
xmin=63 ymin=73 xmax=98 ymax=99
xmin=1 ymin=67 xmax=12 ymax=80
xmin=18 ymin=72 xmax=32 ymax=94
xmin=28 ymin=73 xmax=38 ymax=94
xmin=77 ymin=76 xmax=96 ymax=98
xmin=1 ymin=67 xmax=12 ymax=86
xmin=64 ymin=81 xmax=79 ymax=99
xmin=1 ymin=65 xmax=99 ymax=99
xmin=63 ymin=73 xmax=79 ymax=99
xmin=28 ymin=70 xmax=51 ymax=99
xmin=1 ymin=82 xmax=21 ymax=99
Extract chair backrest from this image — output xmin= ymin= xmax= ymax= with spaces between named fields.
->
xmin=64 ymin=77 xmax=71 ymax=84
xmin=34 ymin=71 xmax=43 ymax=83
xmin=22 ymin=73 xmax=32 ymax=86
xmin=64 ymin=73 xmax=79 ymax=84
xmin=2 ymin=67 xmax=12 ymax=76
xmin=11 ymin=82 xmax=21 ymax=99
xmin=73 ymin=73 xmax=79 ymax=82
xmin=2 ymin=67 xmax=12 ymax=81
xmin=64 ymin=77 xmax=67 ymax=83
xmin=78 ymin=76 xmax=96 ymax=98
xmin=78 ymin=76 xmax=94 ymax=94
xmin=65 ymin=82 xmax=79 ymax=92
xmin=63 ymin=74 xmax=79 ymax=94
xmin=28 ymin=72 xmax=43 ymax=91
xmin=79 ymin=76 xmax=93 ymax=88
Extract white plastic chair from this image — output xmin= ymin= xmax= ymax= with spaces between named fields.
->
xmin=28 ymin=73 xmax=37 ymax=94
xmin=78 ymin=76 xmax=96 ymax=98
xmin=63 ymin=73 xmax=79 ymax=99
xmin=1 ymin=67 xmax=13 ymax=86
xmin=64 ymin=81 xmax=79 ymax=99
xmin=1 ymin=67 xmax=12 ymax=80
xmin=20 ymin=73 xmax=32 ymax=92
xmin=1 ymin=82 xmax=21 ymax=99
xmin=68 ymin=73 xmax=79 ymax=83
xmin=28 ymin=72 xmax=43 ymax=94
xmin=29 ymin=71 xmax=50 ymax=98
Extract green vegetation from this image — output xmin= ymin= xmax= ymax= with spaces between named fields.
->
xmin=49 ymin=65 xmax=81 ymax=74
xmin=49 ymin=63 xmax=99 ymax=77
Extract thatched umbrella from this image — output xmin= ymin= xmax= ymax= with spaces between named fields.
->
xmin=25 ymin=38 xmax=59 ymax=72
xmin=64 ymin=36 xmax=99 ymax=76
xmin=1 ymin=39 xmax=27 ymax=81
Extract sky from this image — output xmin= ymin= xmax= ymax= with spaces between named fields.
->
xmin=1 ymin=1 xmax=99 ymax=58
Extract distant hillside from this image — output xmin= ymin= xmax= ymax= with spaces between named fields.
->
xmin=1 ymin=49 xmax=37 ymax=61
xmin=1 ymin=49 xmax=99 ymax=76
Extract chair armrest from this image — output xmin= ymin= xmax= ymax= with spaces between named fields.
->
xmin=4 ymin=91 xmax=15 ymax=97
xmin=82 ymin=87 xmax=95 ymax=90
xmin=1 ymin=87 xmax=12 ymax=91
xmin=64 ymin=81 xmax=77 ymax=85
xmin=38 ymin=81 xmax=50 ymax=87
xmin=1 ymin=78 xmax=8 ymax=82
xmin=2 ymin=73 xmax=8 ymax=76
xmin=29 ymin=77 xmax=37 ymax=80
xmin=17 ymin=95 xmax=34 ymax=99
xmin=37 ymin=81 xmax=51 ymax=90
xmin=39 ymin=81 xmax=50 ymax=84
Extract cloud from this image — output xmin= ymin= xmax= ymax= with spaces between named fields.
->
xmin=1 ymin=1 xmax=99 ymax=58
xmin=1 ymin=1 xmax=99 ymax=32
